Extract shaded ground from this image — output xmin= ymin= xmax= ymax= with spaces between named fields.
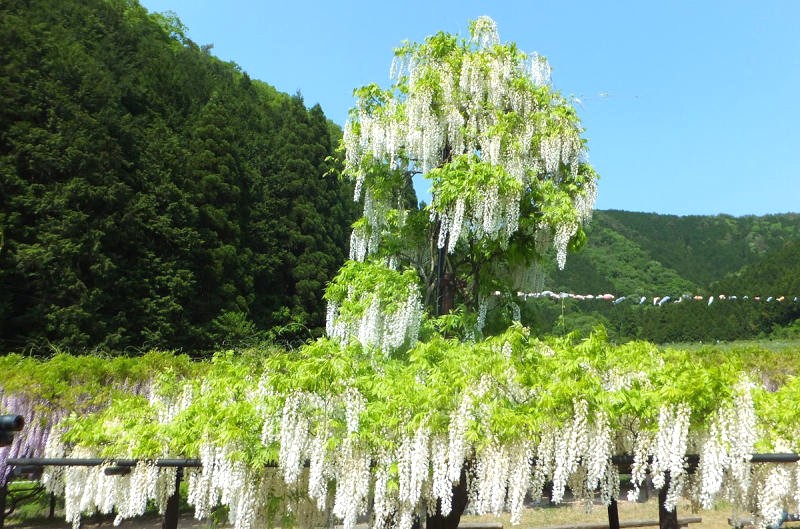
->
xmin=5 ymin=513 xmax=209 ymax=529
xmin=460 ymin=497 xmax=731 ymax=528
xmin=1 ymin=498 xmax=759 ymax=529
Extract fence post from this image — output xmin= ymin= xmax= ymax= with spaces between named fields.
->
xmin=161 ymin=467 xmax=183 ymax=529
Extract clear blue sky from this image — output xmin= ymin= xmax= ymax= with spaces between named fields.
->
xmin=139 ymin=0 xmax=799 ymax=217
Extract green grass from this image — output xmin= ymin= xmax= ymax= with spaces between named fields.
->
xmin=3 ymin=481 xmax=59 ymax=524
xmin=461 ymin=497 xmax=744 ymax=529
xmin=661 ymin=337 xmax=800 ymax=354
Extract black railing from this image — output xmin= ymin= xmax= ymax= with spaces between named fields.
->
xmin=2 ymin=457 xmax=201 ymax=529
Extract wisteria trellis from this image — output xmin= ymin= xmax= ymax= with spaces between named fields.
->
xmin=4 ymin=333 xmax=800 ymax=529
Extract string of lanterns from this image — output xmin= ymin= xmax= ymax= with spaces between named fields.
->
xmin=506 ymin=291 xmax=800 ymax=306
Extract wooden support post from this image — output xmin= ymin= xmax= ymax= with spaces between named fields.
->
xmin=161 ymin=467 xmax=183 ymax=529
xmin=607 ymin=498 xmax=620 ymax=529
xmin=49 ymin=492 xmax=56 ymax=519
xmin=658 ymin=473 xmax=678 ymax=529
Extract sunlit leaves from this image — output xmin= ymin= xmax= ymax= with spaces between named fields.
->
xmin=324 ymin=261 xmax=423 ymax=354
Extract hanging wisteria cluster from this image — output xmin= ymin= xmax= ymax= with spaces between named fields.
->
xmin=325 ymin=286 xmax=422 ymax=354
xmin=0 ymin=392 xmax=62 ymax=483
xmin=342 ymin=16 xmax=598 ymax=270
xmin=428 ymin=156 xmax=524 ymax=254
xmin=40 ymin=448 xmax=178 ymax=529
xmin=325 ymin=262 xmax=423 ymax=354
xmin=0 ymin=371 xmax=155 ymax=484
xmin=349 ymin=189 xmax=393 ymax=262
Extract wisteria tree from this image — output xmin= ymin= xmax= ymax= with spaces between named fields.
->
xmin=322 ymin=16 xmax=597 ymax=527
xmin=327 ymin=16 xmax=598 ymax=350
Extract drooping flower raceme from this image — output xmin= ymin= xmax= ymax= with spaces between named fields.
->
xmin=325 ymin=261 xmax=423 ymax=355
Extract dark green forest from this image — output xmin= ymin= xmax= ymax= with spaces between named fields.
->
xmin=0 ymin=0 xmax=357 ymax=352
xmin=1 ymin=0 xmax=798 ymax=353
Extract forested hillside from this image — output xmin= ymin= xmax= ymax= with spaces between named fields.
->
xmin=0 ymin=0 xmax=357 ymax=353
xmin=713 ymin=238 xmax=800 ymax=297
xmin=527 ymin=211 xmax=800 ymax=341
xmin=548 ymin=210 xmax=800 ymax=294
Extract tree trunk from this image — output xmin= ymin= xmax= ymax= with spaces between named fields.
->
xmin=435 ymin=231 xmax=455 ymax=317
xmin=425 ymin=466 xmax=468 ymax=529
xmin=439 ymin=272 xmax=455 ymax=315
xmin=658 ymin=473 xmax=678 ymax=529
xmin=429 ymin=217 xmax=464 ymax=529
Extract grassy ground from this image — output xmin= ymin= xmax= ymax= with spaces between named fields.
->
xmin=461 ymin=497 xmax=731 ymax=528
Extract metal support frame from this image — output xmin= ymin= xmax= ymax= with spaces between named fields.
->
xmin=6 ymin=457 xmax=201 ymax=468
xmin=607 ymin=498 xmax=620 ymax=529
xmin=162 ymin=467 xmax=183 ymax=529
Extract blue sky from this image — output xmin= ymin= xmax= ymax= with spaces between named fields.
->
xmin=139 ymin=0 xmax=799 ymax=217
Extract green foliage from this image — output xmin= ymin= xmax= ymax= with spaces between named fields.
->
xmin=429 ymin=155 xmax=522 ymax=215
xmin=325 ymin=261 xmax=420 ymax=320
xmin=0 ymin=351 xmax=198 ymax=419
xmin=6 ymin=336 xmax=800 ymax=527
xmin=7 ymin=333 xmax=789 ymax=466
xmin=209 ymin=311 xmax=265 ymax=348
xmin=755 ymin=374 xmax=800 ymax=452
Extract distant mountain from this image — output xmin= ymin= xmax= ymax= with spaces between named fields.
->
xmin=524 ymin=210 xmax=800 ymax=341
xmin=547 ymin=210 xmax=800 ymax=297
